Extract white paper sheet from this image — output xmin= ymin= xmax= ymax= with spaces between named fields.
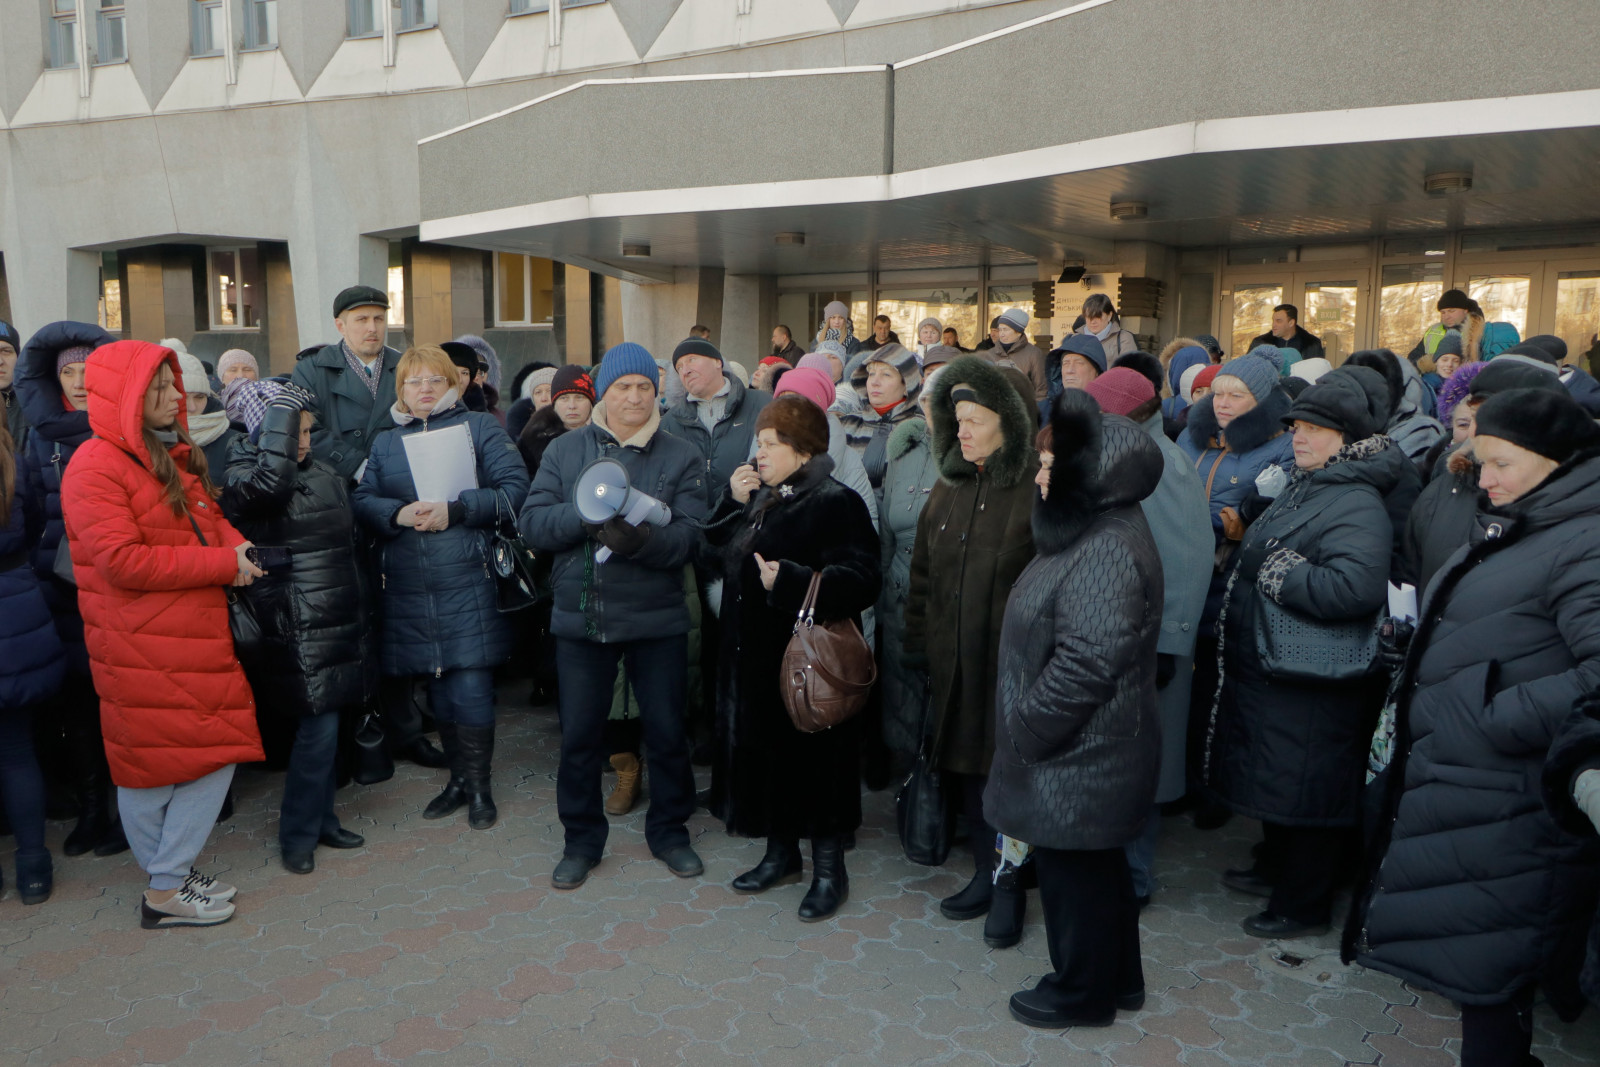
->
xmin=1387 ymin=581 xmax=1418 ymax=622
xmin=402 ymin=422 xmax=478 ymax=503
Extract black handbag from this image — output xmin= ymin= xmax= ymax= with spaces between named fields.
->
xmin=188 ymin=514 xmax=270 ymax=670
xmin=490 ymin=490 xmax=541 ymax=614
xmin=351 ymin=712 xmax=395 ymax=785
xmin=896 ymin=687 xmax=954 ymax=867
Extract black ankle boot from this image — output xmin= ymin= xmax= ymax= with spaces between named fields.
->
xmin=732 ymin=837 xmax=802 ymax=893
xmin=423 ymin=722 xmax=467 ymax=820
xmin=798 ymin=836 xmax=848 ymax=922
xmin=940 ymin=842 xmax=997 ymax=921
xmin=455 ymin=723 xmax=498 ymax=830
xmin=63 ymin=759 xmax=112 ymax=857
xmin=983 ymin=866 xmax=1026 ymax=949
xmin=16 ymin=850 xmax=53 ymax=905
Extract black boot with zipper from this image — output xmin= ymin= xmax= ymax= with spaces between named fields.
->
xmin=798 ymin=836 xmax=848 ymax=922
xmin=422 ymin=721 xmax=466 ymax=820
xmin=455 ymin=723 xmax=498 ymax=830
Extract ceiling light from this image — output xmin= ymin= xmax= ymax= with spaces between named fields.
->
xmin=774 ymin=232 xmax=806 ymax=246
xmin=622 ymin=241 xmax=652 ymax=258
xmin=1109 ymin=201 xmax=1148 ymax=221
xmin=1423 ymin=170 xmax=1473 ymax=196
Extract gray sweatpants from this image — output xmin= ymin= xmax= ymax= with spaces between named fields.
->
xmin=117 ymin=764 xmax=235 ymax=891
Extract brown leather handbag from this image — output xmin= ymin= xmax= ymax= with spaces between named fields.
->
xmin=780 ymin=572 xmax=877 ymax=733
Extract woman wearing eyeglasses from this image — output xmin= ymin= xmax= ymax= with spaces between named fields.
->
xmin=353 ymin=346 xmax=530 ymax=831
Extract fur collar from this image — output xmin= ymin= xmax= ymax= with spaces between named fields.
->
xmin=1033 ymin=390 xmax=1163 ymax=555
xmin=887 ymin=416 xmax=927 ymax=462
xmin=925 ymin=355 xmax=1037 ymax=489
xmin=1183 ymin=387 xmax=1291 ymax=455
xmin=744 ymin=453 xmax=837 ymax=526
xmin=593 ymin=399 xmax=661 ymax=449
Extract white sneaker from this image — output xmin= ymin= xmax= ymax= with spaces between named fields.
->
xmin=182 ymin=867 xmax=236 ymax=902
xmin=141 ymin=886 xmax=236 ymax=929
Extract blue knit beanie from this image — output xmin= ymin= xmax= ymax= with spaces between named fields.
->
xmin=1219 ymin=354 xmax=1279 ymax=402
xmin=594 ymin=342 xmax=659 ymax=399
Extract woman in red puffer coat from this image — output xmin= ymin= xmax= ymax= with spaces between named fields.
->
xmin=61 ymin=340 xmax=265 ymax=930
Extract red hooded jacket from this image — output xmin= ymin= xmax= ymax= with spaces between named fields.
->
xmin=61 ymin=340 xmax=263 ymax=789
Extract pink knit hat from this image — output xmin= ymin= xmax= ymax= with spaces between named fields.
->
xmin=1083 ymin=366 xmax=1155 ymax=417
xmin=772 ymin=365 xmax=836 ymax=413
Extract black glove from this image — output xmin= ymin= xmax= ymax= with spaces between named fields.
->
xmin=1377 ymin=616 xmax=1415 ymax=674
xmin=584 ymin=516 xmax=653 ymax=558
xmin=1233 ymin=543 xmax=1270 ymax=583
xmin=1156 ymin=653 xmax=1177 ymax=689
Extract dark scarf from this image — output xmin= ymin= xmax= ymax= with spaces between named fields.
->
xmin=341 ymin=340 xmax=382 ymax=402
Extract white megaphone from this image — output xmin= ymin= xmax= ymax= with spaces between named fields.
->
xmin=574 ymin=457 xmax=673 ymax=563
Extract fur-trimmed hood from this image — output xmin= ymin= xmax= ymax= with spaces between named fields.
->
xmin=1035 ymin=390 xmax=1163 ymax=555
xmin=925 ymin=355 xmax=1038 ymax=489
xmin=1181 ymin=386 xmax=1292 ymax=455
xmin=887 ymin=414 xmax=927 ymax=462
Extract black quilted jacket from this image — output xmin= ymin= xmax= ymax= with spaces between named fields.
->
xmin=983 ymin=396 xmax=1165 ymax=851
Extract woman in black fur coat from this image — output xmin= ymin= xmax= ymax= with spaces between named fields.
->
xmin=703 ymin=394 xmax=880 ymax=923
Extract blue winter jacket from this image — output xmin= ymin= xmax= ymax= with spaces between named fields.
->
xmin=519 ymin=406 xmax=707 ymax=644
xmin=1176 ymin=387 xmax=1295 ymax=626
xmin=15 ymin=321 xmax=114 ymax=673
xmin=0 ymin=463 xmax=66 ymax=711
xmin=353 ymin=399 xmax=530 ymax=677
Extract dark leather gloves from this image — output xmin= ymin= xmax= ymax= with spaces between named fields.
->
xmin=584 ymin=516 xmax=653 ymax=558
xmin=1156 ymin=653 xmax=1177 ymax=689
xmin=1377 ymin=616 xmax=1414 ymax=674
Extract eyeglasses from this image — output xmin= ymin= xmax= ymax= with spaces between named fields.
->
xmin=403 ymin=376 xmax=448 ymax=388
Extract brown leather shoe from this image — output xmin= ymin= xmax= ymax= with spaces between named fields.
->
xmin=605 ymin=753 xmax=642 ymax=816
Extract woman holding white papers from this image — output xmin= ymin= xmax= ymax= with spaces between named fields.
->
xmin=353 ymin=346 xmax=530 ymax=831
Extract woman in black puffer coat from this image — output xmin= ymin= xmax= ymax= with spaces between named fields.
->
xmin=1206 ymin=367 xmax=1402 ymax=939
xmin=985 ymin=389 xmax=1164 ymax=1029
xmin=1349 ymin=388 xmax=1600 ymax=1067
xmin=222 ymin=381 xmax=377 ymax=874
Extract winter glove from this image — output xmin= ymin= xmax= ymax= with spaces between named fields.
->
xmin=584 ymin=516 xmax=653 ymax=558
xmin=1377 ymin=616 xmax=1415 ymax=675
xmin=1255 ymin=464 xmax=1288 ymax=500
xmin=268 ymin=381 xmax=316 ymax=413
xmin=1156 ymin=653 xmax=1177 ymax=689
xmin=1575 ymin=769 xmax=1600 ymax=834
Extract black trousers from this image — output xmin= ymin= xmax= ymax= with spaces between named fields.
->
xmin=1460 ymin=985 xmax=1536 ymax=1067
xmin=1260 ymin=822 xmax=1350 ymax=925
xmin=1032 ymin=846 xmax=1145 ymax=1015
xmin=956 ymin=772 xmax=994 ymax=869
xmin=376 ymin=676 xmax=425 ymax=750
xmin=556 ymin=635 xmax=694 ymax=860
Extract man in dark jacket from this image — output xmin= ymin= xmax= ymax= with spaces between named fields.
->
xmin=858 ymin=315 xmax=901 ymax=354
xmin=520 ymin=343 xmax=709 ymax=890
xmin=769 ymin=326 xmax=805 ymax=365
xmin=661 ymin=337 xmax=770 ymax=503
xmin=0 ymin=319 xmax=26 ymax=452
xmin=1248 ymin=304 xmax=1324 ymax=363
xmin=290 ymin=285 xmax=443 ymax=770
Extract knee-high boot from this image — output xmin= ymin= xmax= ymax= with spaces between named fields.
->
xmin=798 ymin=836 xmax=848 ymax=922
xmin=455 ymin=723 xmax=498 ymax=830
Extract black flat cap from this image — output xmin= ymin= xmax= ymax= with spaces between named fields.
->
xmin=333 ymin=285 xmax=390 ymax=318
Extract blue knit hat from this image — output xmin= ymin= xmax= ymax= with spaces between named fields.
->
xmin=1053 ymin=333 xmax=1107 ymax=374
xmin=594 ymin=342 xmax=659 ymax=399
xmin=1219 ymin=354 xmax=1279 ymax=402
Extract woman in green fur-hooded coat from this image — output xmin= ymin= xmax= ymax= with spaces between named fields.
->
xmin=879 ymin=414 xmax=941 ymax=755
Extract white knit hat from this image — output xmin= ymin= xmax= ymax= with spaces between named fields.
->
xmin=175 ymin=351 xmax=213 ymax=397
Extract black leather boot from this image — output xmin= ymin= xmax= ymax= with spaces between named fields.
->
xmin=62 ymin=777 xmax=109 ymax=856
xmin=983 ymin=860 xmax=1026 ymax=949
xmin=63 ymin=719 xmax=112 ymax=857
xmin=455 ymin=723 xmax=498 ymax=830
xmin=798 ymin=836 xmax=848 ymax=922
xmin=940 ymin=839 xmax=996 ymax=921
xmin=422 ymin=722 xmax=466 ymax=820
xmin=731 ymin=837 xmax=802 ymax=894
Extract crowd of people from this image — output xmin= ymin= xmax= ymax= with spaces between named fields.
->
xmin=2 ymin=281 xmax=1600 ymax=1063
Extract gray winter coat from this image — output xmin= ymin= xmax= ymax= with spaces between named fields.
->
xmin=661 ymin=371 xmax=770 ymax=510
xmin=291 ymin=342 xmax=404 ymax=482
xmin=1138 ymin=410 xmax=1212 ymax=802
xmin=984 ymin=399 xmax=1164 ymax=851
xmin=878 ymin=417 xmax=940 ymax=754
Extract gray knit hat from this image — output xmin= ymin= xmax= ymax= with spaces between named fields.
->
xmin=1217 ymin=354 xmax=1279 ymax=402
xmin=997 ymin=307 xmax=1030 ymax=334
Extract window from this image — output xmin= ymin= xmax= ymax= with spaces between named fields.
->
xmin=397 ymin=0 xmax=436 ymax=31
xmin=1468 ymin=274 xmax=1531 ymax=338
xmin=347 ymin=0 xmax=379 ymax=37
xmin=387 ymin=242 xmax=406 ymax=329
xmin=494 ymin=253 xmax=555 ymax=327
xmin=98 ymin=252 xmax=121 ymax=334
xmin=208 ymin=247 xmax=264 ymax=329
xmin=48 ymin=0 xmax=76 ymax=69
xmin=190 ymin=1 xmax=224 ymax=57
xmin=874 ymin=286 xmax=979 ymax=354
xmin=1555 ymin=271 xmax=1600 ymax=367
xmin=509 ymin=0 xmax=608 ymax=13
xmin=95 ymin=1 xmax=126 ymax=64
xmin=242 ymin=0 xmax=278 ymax=50
xmin=1378 ymin=262 xmax=1444 ymax=353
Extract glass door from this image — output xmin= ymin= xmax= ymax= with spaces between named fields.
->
xmin=1300 ymin=278 xmax=1360 ymax=366
xmin=1467 ymin=271 xmax=1534 ymax=338
xmin=1225 ymin=271 xmax=1367 ymax=365
xmin=1553 ymin=270 xmax=1600 ymax=368
xmin=1228 ymin=282 xmax=1283 ymax=359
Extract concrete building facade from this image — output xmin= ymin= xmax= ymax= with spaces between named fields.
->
xmin=2 ymin=0 xmax=1598 ymax=379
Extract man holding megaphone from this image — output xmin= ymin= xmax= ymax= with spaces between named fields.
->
xmin=519 ymin=344 xmax=710 ymax=890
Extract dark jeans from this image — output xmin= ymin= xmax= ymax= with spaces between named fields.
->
xmin=1260 ymin=822 xmax=1349 ymax=925
xmin=1032 ymin=846 xmax=1145 ymax=1016
xmin=1460 ymin=986 xmax=1537 ymax=1067
xmin=428 ymin=668 xmax=495 ymax=727
xmin=556 ymin=635 xmax=693 ymax=860
xmin=0 ymin=708 xmax=47 ymax=856
xmin=280 ymin=713 xmax=342 ymax=853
